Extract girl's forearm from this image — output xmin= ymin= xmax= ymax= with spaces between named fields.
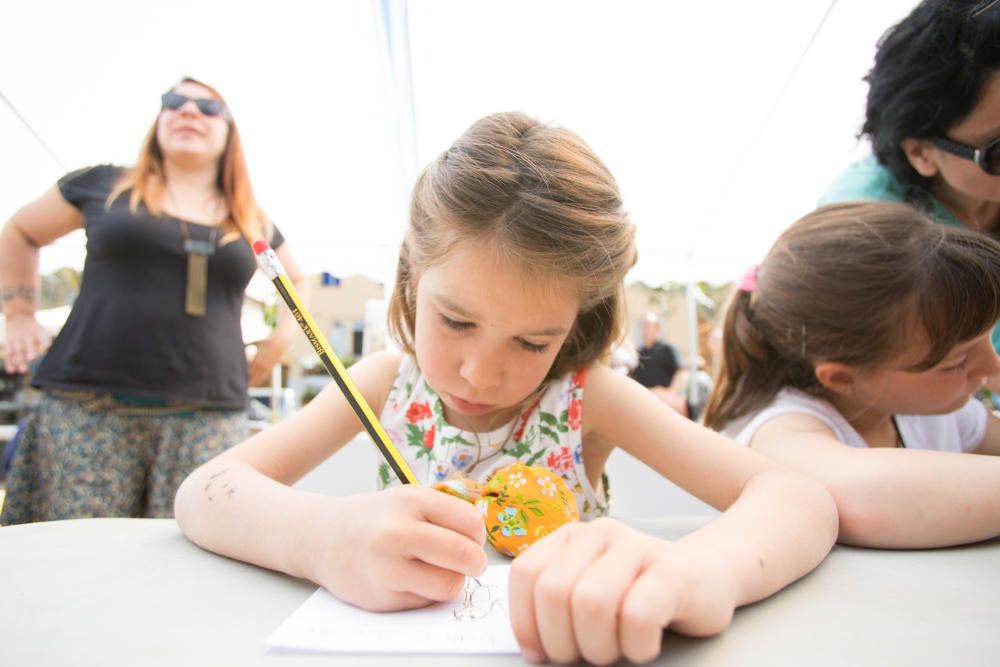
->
xmin=677 ymin=470 xmax=838 ymax=609
xmin=174 ymin=462 xmax=337 ymax=582
xmin=829 ymin=450 xmax=1000 ymax=548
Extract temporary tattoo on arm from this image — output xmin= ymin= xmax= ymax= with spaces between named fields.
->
xmin=204 ymin=468 xmax=236 ymax=502
xmin=1 ymin=284 xmax=35 ymax=304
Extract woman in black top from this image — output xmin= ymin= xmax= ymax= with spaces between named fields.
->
xmin=0 ymin=77 xmax=306 ymax=523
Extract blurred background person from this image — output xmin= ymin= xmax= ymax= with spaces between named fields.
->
xmin=630 ymin=313 xmax=689 ymax=416
xmin=0 ymin=77 xmax=304 ymax=524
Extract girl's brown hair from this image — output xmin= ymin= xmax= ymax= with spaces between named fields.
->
xmin=704 ymin=201 xmax=1000 ymax=430
xmin=108 ymin=77 xmax=270 ymax=240
xmin=388 ymin=111 xmax=636 ymax=381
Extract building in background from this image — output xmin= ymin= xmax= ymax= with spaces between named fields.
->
xmin=298 ymin=273 xmax=384 ymax=362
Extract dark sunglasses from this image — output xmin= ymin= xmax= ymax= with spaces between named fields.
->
xmin=930 ymin=136 xmax=1000 ymax=176
xmin=160 ymin=91 xmax=228 ymax=119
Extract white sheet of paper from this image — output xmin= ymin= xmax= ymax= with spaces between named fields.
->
xmin=265 ymin=564 xmax=520 ymax=655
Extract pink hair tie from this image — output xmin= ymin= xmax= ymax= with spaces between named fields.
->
xmin=737 ymin=264 xmax=759 ymax=293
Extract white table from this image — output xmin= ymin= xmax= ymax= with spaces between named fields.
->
xmin=1 ymin=517 xmax=997 ymax=666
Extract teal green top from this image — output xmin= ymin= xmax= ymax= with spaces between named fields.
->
xmin=820 ymin=155 xmax=1000 ymax=353
xmin=819 ymin=155 xmax=961 ymax=225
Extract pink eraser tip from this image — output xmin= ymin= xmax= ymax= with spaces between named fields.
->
xmin=252 ymin=240 xmax=270 ymax=255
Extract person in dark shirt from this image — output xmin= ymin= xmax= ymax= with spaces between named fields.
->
xmin=631 ymin=314 xmax=689 ymax=416
xmin=0 ymin=77 xmax=306 ymax=524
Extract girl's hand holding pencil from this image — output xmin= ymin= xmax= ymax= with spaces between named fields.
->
xmin=252 ymin=239 xmax=490 ymax=611
xmin=305 ymin=485 xmax=487 ymax=612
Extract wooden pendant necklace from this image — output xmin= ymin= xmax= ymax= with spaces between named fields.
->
xmin=177 ymin=218 xmax=218 ymax=316
xmin=165 ymin=186 xmax=223 ymax=317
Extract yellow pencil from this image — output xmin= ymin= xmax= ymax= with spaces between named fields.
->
xmin=252 ymin=240 xmax=419 ymax=485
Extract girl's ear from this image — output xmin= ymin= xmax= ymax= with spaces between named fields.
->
xmin=900 ymin=138 xmax=940 ymax=178
xmin=813 ymin=361 xmax=857 ymax=396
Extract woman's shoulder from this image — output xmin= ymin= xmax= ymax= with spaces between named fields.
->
xmin=818 ymin=155 xmax=908 ymax=206
xmin=60 ymin=164 xmax=126 ymax=187
xmin=58 ymin=164 xmax=128 ymax=201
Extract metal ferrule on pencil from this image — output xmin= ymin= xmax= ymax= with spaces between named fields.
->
xmin=252 ymin=240 xmax=284 ymax=280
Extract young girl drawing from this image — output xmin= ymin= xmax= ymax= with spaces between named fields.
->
xmin=705 ymin=201 xmax=1000 ymax=550
xmin=175 ymin=112 xmax=836 ymax=665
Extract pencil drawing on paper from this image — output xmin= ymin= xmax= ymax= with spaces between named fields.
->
xmin=453 ymin=577 xmax=507 ymax=622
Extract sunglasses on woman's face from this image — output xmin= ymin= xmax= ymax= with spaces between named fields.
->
xmin=160 ymin=91 xmax=228 ymax=118
xmin=931 ymin=136 xmax=1000 ymax=176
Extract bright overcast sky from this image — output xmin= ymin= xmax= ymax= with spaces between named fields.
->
xmin=0 ymin=0 xmax=919 ymax=286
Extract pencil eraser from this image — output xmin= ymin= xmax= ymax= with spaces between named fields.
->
xmin=252 ymin=240 xmax=271 ymax=255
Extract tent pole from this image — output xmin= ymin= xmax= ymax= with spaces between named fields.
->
xmin=685 ymin=278 xmax=702 ymax=410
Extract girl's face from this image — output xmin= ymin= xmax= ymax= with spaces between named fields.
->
xmin=412 ymin=239 xmax=580 ymax=431
xmin=854 ymin=330 xmax=1000 ymax=415
xmin=927 ymin=71 xmax=1000 ymax=206
xmin=155 ymin=81 xmax=230 ymax=167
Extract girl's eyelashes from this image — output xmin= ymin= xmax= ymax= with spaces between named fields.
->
xmin=437 ymin=312 xmax=550 ymax=353
xmin=940 ymin=357 xmax=968 ymax=373
xmin=518 ymin=339 xmax=549 ymax=354
xmin=438 ymin=313 xmax=473 ymax=331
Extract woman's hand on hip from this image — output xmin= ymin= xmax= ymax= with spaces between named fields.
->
xmin=246 ymin=335 xmax=288 ymax=387
xmin=3 ymin=313 xmax=51 ymax=374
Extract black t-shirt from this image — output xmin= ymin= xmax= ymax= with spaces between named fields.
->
xmin=32 ymin=165 xmax=284 ymax=409
xmin=631 ymin=341 xmax=682 ymax=389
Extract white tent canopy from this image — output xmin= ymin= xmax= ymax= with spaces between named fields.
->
xmin=0 ymin=0 xmax=920 ymax=286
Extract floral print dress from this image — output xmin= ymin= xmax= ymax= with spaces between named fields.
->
xmin=377 ymin=355 xmax=609 ymax=520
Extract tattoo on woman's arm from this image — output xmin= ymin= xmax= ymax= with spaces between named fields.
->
xmin=1 ymin=284 xmax=35 ymax=304
xmin=205 ymin=468 xmax=236 ymax=502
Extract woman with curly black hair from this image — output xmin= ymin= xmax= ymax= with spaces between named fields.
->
xmin=821 ymin=0 xmax=1000 ymax=358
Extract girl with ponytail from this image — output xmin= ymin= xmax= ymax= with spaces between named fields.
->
xmin=705 ymin=201 xmax=1000 ymax=548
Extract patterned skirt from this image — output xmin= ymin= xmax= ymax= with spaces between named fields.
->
xmin=0 ymin=390 xmax=247 ymax=525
